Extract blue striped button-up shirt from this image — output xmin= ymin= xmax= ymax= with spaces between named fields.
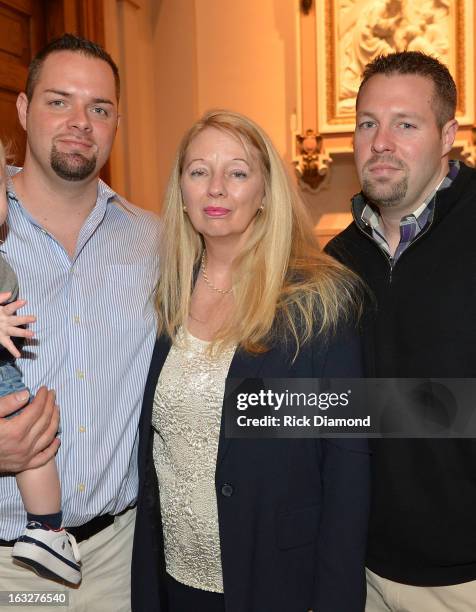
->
xmin=0 ymin=168 xmax=160 ymax=540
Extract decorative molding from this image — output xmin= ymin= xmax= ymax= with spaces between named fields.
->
xmin=294 ymin=0 xmax=476 ymax=183
xmin=315 ymin=0 xmax=474 ymax=134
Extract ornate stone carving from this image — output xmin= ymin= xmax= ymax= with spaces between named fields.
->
xmin=339 ymin=0 xmax=450 ymax=115
xmin=294 ymin=130 xmax=333 ymax=191
xmin=314 ymin=0 xmax=471 ymax=133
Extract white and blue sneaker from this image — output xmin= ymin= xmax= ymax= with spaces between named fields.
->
xmin=12 ymin=522 xmax=81 ymax=585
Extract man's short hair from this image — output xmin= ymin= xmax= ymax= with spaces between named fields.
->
xmin=357 ymin=51 xmax=456 ymax=129
xmin=26 ymin=33 xmax=120 ymax=102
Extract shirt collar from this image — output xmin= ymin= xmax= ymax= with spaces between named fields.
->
xmin=5 ymin=165 xmax=135 ymax=215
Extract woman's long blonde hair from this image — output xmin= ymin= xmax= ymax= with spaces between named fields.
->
xmin=156 ymin=109 xmax=360 ymax=354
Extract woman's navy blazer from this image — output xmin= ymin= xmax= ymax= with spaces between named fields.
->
xmin=131 ymin=324 xmax=370 ymax=612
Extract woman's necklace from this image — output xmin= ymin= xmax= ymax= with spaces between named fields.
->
xmin=200 ymin=251 xmax=233 ymax=295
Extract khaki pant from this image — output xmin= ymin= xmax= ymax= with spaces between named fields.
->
xmin=0 ymin=508 xmax=135 ymax=612
xmin=366 ymin=567 xmax=476 ymax=612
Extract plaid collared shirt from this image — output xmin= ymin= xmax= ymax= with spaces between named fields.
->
xmin=352 ymin=160 xmax=460 ymax=264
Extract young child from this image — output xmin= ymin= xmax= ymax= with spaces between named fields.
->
xmin=0 ymin=142 xmax=81 ymax=585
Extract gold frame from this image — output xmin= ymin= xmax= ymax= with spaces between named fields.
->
xmin=315 ymin=0 xmax=475 ymax=134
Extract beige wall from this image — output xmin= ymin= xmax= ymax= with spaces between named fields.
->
xmin=103 ymin=0 xmax=161 ymax=211
xmin=151 ymin=0 xmax=299 ymax=200
xmin=194 ymin=0 xmax=296 ymax=160
xmin=103 ymin=0 xmax=358 ymax=223
xmin=152 ymin=0 xmax=199 ymax=199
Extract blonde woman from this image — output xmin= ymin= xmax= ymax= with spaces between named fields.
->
xmin=131 ymin=110 xmax=370 ymax=612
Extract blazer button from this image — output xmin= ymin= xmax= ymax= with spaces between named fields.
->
xmin=221 ymin=483 xmax=234 ymax=497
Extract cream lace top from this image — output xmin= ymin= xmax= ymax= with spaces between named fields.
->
xmin=152 ymin=328 xmax=236 ymax=593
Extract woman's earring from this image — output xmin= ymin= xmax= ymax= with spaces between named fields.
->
xmin=182 ymin=205 xmax=188 ymax=213
xmin=259 ymin=204 xmax=265 ymax=212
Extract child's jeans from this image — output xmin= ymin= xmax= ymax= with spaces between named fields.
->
xmin=0 ymin=362 xmax=29 ymax=418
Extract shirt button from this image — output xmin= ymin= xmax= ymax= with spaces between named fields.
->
xmin=78 ymin=483 xmax=85 ymax=492
xmin=76 ymin=369 xmax=85 ymax=380
xmin=220 ymin=483 xmax=234 ymax=497
xmin=79 ymin=425 xmax=86 ymax=433
xmin=73 ymin=315 xmax=81 ymax=324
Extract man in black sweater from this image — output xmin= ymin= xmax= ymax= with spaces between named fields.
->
xmin=327 ymin=52 xmax=476 ymax=611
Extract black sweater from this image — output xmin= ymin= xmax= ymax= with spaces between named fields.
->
xmin=327 ymin=163 xmax=476 ymax=586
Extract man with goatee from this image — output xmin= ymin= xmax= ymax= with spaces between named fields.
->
xmin=0 ymin=34 xmax=158 ymax=611
xmin=328 ymin=51 xmax=476 ymax=611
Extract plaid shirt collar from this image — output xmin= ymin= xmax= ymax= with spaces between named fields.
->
xmin=352 ymin=160 xmax=460 ymax=261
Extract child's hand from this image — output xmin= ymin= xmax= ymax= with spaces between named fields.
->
xmin=0 ymin=292 xmax=36 ymax=359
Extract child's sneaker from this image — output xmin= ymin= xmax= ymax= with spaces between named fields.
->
xmin=12 ymin=521 xmax=81 ymax=585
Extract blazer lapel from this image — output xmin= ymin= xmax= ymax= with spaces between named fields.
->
xmin=216 ymin=347 xmax=271 ymax=469
xmin=142 ymin=335 xmax=171 ymax=414
xmin=138 ymin=335 xmax=172 ymax=481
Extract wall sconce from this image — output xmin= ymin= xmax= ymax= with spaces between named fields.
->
xmin=300 ymin=0 xmax=313 ymax=15
xmin=294 ymin=129 xmax=332 ymax=192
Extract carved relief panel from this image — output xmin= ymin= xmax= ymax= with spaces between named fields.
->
xmin=317 ymin=0 xmax=472 ymax=132
xmin=294 ymin=0 xmax=476 ymax=192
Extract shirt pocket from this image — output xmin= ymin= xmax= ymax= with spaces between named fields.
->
xmin=98 ymin=262 xmax=157 ymax=331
